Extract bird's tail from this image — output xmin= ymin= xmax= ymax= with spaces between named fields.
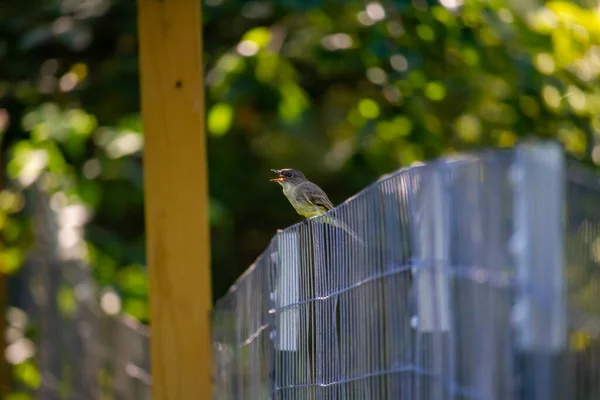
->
xmin=320 ymin=215 xmax=365 ymax=246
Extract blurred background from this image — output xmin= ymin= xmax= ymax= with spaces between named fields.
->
xmin=2 ymin=0 xmax=600 ymax=396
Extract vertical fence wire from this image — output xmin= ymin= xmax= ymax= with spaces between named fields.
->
xmin=212 ymin=142 xmax=600 ymax=400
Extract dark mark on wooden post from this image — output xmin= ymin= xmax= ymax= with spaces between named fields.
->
xmin=175 ymin=80 xmax=182 ymax=88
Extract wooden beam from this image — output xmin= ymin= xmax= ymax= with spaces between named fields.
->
xmin=137 ymin=0 xmax=212 ymax=399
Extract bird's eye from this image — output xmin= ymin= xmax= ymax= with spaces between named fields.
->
xmin=286 ymin=173 xmax=292 ymax=178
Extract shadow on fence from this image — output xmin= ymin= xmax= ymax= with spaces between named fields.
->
xmin=212 ymin=141 xmax=600 ymax=400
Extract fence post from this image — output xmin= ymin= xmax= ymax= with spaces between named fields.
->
xmin=137 ymin=0 xmax=212 ymax=398
xmin=273 ymin=229 xmax=300 ymax=399
xmin=411 ymin=164 xmax=451 ymax=398
xmin=31 ymin=186 xmax=62 ymax=400
xmin=511 ymin=141 xmax=567 ymax=400
xmin=414 ymin=165 xmax=451 ymax=332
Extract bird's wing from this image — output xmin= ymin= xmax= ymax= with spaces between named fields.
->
xmin=302 ymin=183 xmax=335 ymax=211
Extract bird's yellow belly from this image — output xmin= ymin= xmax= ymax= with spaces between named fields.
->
xmin=294 ymin=204 xmax=326 ymax=218
xmin=283 ymin=185 xmax=327 ymax=218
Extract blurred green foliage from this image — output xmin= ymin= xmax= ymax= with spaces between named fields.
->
xmin=2 ymin=0 xmax=600 ymax=332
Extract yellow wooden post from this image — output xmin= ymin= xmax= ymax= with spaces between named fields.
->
xmin=137 ymin=0 xmax=212 ymax=399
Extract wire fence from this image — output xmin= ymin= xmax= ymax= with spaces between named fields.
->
xmin=212 ymin=141 xmax=600 ymax=400
xmin=8 ymin=184 xmax=152 ymax=400
xmin=9 ymin=141 xmax=600 ymax=399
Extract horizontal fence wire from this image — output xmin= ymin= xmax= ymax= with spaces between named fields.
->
xmin=212 ymin=142 xmax=600 ymax=400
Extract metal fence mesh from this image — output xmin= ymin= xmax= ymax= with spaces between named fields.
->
xmin=13 ymin=141 xmax=599 ymax=399
xmin=212 ymin=142 xmax=600 ymax=400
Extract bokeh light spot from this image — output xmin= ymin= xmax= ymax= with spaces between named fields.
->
xmin=424 ymin=81 xmax=446 ymax=101
xmin=208 ymin=103 xmax=233 ymax=136
xmin=358 ymin=99 xmax=380 ymax=119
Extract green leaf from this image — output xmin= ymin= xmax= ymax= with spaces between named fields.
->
xmin=0 ymin=247 xmax=23 ymax=274
xmin=278 ymin=82 xmax=310 ymax=123
xmin=122 ymin=298 xmax=149 ymax=321
xmin=57 ymin=285 xmax=77 ymax=318
xmin=208 ymin=103 xmax=233 ymax=136
xmin=13 ymin=361 xmax=41 ymax=389
xmin=67 ymin=109 xmax=97 ymax=136
xmin=424 ymin=81 xmax=446 ymax=101
xmin=118 ymin=264 xmax=148 ymax=297
xmin=242 ymin=27 xmax=272 ymax=48
xmin=358 ymin=99 xmax=380 ymax=119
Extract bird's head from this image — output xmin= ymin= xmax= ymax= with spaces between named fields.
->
xmin=270 ymin=168 xmax=307 ymax=187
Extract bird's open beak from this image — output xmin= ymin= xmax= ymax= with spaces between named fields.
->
xmin=270 ymin=169 xmax=284 ymax=183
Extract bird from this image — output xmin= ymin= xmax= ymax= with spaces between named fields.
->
xmin=270 ymin=168 xmax=364 ymax=244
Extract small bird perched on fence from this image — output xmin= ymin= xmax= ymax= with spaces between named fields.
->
xmin=270 ymin=168 xmax=363 ymax=244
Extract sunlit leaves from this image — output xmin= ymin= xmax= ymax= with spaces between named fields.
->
xmin=558 ymin=123 xmax=587 ymax=156
xmin=208 ymin=103 xmax=234 ymax=136
xmin=397 ymin=142 xmax=424 ymax=165
xmin=546 ymin=2 xmax=600 ymax=35
xmin=256 ymin=51 xmax=279 ymax=82
xmin=526 ymin=7 xmax=559 ymax=34
xmin=67 ymin=109 xmax=96 ymax=136
xmin=278 ymin=82 xmax=310 ymax=123
xmin=118 ymin=264 xmax=148 ymax=298
xmin=92 ymin=125 xmax=143 ymax=160
xmin=477 ymin=25 xmax=503 ymax=47
xmin=424 ymin=81 xmax=446 ymax=101
xmin=495 ymin=130 xmax=518 ymax=147
xmin=242 ymin=26 xmax=272 ymax=49
xmin=0 ymin=188 xmax=31 ymax=275
xmin=528 ymin=2 xmax=600 ymax=76
xmin=13 ymin=361 xmax=41 ymax=389
xmin=461 ymin=46 xmax=480 ymax=67
xmin=70 ymin=62 xmax=88 ymax=80
xmin=105 ymin=132 xmax=143 ymax=159
xmin=0 ymin=248 xmax=23 ymax=274
xmin=358 ymin=98 xmax=380 ymax=119
xmin=7 ymin=142 xmax=49 ymax=187
xmin=416 ymin=25 xmax=435 ymax=42
xmin=542 ymin=85 xmax=562 ymax=110
xmin=57 ymin=285 xmax=77 ymax=317
xmin=366 ymin=67 xmax=387 ymax=85
xmin=23 ymin=103 xmax=96 ymax=143
xmin=570 ymin=331 xmax=592 ymax=352
xmin=432 ymin=5 xmax=456 ymax=25
xmin=0 ymin=190 xmax=25 ymax=214
xmin=534 ymin=53 xmax=555 ymax=74
xmin=376 ymin=116 xmax=413 ymax=141
xmin=122 ymin=298 xmax=149 ymax=322
xmin=237 ymin=27 xmax=274 ymax=57
xmin=455 ymin=114 xmax=482 ymax=142
xmin=389 ymin=54 xmax=408 ymax=72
